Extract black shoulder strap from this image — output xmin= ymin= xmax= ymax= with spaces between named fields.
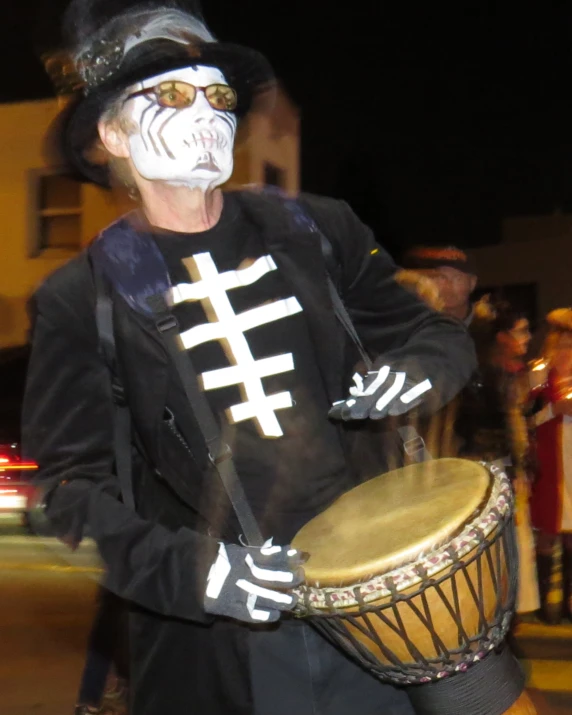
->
xmin=90 ymin=234 xmax=263 ymax=546
xmin=92 ymin=263 xmax=135 ymax=510
xmin=145 ymin=294 xmax=263 ymax=547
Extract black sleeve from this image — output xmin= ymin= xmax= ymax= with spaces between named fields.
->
xmin=333 ymin=201 xmax=477 ymax=411
xmin=22 ymin=285 xmax=217 ymax=623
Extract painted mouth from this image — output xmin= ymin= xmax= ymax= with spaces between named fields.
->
xmin=192 ymin=152 xmax=220 ymax=172
xmin=185 ymin=129 xmax=229 ymax=151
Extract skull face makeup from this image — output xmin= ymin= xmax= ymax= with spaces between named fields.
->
xmin=125 ymin=65 xmax=237 ymax=191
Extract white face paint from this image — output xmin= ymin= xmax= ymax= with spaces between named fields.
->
xmin=125 ymin=65 xmax=237 ymax=191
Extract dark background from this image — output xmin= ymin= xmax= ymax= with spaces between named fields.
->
xmin=3 ymin=0 xmax=572 ymax=257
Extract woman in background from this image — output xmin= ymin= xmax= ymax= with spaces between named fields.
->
xmin=470 ymin=299 xmax=539 ymax=619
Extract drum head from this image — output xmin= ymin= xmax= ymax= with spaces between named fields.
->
xmin=292 ymin=458 xmax=490 ymax=587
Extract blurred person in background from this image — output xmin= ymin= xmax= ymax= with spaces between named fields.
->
xmin=399 ymin=255 xmax=540 ymax=618
xmin=22 ymin=1 xmax=476 ymax=714
xmin=400 ymin=246 xmax=481 ymax=458
xmin=461 ymin=298 xmax=539 ymax=619
xmin=75 ymin=587 xmax=129 ymax=715
xmin=393 ymin=269 xmax=444 ymax=312
xmin=394 ymin=274 xmax=540 ymax=620
xmin=401 ymin=246 xmax=477 ymax=324
xmin=530 ymin=308 xmax=572 ymax=624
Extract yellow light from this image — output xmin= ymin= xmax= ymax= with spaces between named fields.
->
xmin=0 ymin=464 xmax=38 ymax=471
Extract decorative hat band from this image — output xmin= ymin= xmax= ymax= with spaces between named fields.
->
xmin=76 ymin=39 xmax=125 ymax=89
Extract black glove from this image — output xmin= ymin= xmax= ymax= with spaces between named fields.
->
xmin=204 ymin=538 xmax=307 ymax=623
xmin=329 ymin=366 xmax=433 ymax=421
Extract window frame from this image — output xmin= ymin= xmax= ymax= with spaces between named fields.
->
xmin=27 ymin=168 xmax=83 ymax=258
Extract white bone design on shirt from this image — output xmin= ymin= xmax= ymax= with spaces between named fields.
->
xmin=170 ymin=253 xmax=302 ymax=437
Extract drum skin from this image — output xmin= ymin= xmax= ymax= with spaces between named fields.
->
xmin=293 ymin=459 xmax=490 ymax=587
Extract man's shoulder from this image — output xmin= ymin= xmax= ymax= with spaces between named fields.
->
xmin=231 ymin=188 xmax=356 ymax=245
xmin=36 ymin=215 xmax=131 ymax=307
xmin=39 ymin=250 xmax=92 ymax=295
xmin=34 ymin=250 xmax=95 ymax=320
xmin=232 ymin=188 xmax=350 ymax=221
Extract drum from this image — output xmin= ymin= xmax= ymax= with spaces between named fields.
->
xmin=292 ymin=458 xmax=536 ymax=715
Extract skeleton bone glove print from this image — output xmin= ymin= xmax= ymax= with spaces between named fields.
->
xmin=329 ymin=367 xmax=432 ymax=421
xmin=204 ymin=539 xmax=307 ymax=623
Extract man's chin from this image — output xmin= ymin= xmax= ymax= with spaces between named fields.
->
xmin=163 ymin=172 xmax=229 ymax=191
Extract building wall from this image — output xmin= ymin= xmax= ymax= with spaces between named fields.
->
xmin=0 ymin=90 xmax=299 ymax=348
xmin=467 ymin=212 xmax=572 ymax=323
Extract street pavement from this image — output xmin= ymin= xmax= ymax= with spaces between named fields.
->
xmin=513 ymin=621 xmax=572 ymax=714
xmin=1 ymin=514 xmax=572 ymax=714
xmin=0 ymin=516 xmax=101 ymax=715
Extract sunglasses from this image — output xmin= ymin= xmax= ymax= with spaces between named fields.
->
xmin=125 ymin=80 xmax=238 ymax=112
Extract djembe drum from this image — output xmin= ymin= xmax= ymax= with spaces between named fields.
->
xmin=292 ymin=459 xmax=536 ymax=715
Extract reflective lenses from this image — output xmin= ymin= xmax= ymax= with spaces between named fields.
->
xmin=128 ymin=81 xmax=238 ymax=112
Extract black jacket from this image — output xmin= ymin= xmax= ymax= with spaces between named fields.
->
xmin=22 ymin=191 xmax=476 ymax=714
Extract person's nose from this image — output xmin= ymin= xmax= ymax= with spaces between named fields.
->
xmin=192 ymin=91 xmax=217 ymax=124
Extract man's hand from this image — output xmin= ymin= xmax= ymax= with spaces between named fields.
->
xmin=204 ymin=539 xmax=307 ymax=623
xmin=329 ymin=366 xmax=433 ymax=421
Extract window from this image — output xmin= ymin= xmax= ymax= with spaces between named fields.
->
xmin=28 ymin=170 xmax=83 ymax=256
xmin=263 ymin=162 xmax=285 ymax=189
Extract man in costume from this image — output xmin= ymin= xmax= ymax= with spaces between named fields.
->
xmin=23 ymin=2 xmax=476 ymax=714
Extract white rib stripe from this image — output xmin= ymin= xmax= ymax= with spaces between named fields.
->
xmin=201 ymin=354 xmax=295 ymax=391
xmin=171 ymin=254 xmax=277 ymax=304
xmin=179 ymin=297 xmax=303 ymax=349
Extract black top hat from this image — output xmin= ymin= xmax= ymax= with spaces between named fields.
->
xmin=48 ymin=0 xmax=275 ymax=186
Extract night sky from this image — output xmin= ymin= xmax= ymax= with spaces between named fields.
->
xmin=3 ymin=1 xmax=572 ymax=258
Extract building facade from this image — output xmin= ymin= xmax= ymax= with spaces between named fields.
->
xmin=467 ymin=210 xmax=572 ymax=326
xmin=0 ymin=90 xmax=299 ymax=348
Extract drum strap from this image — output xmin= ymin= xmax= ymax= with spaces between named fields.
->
xmin=326 ymin=272 xmax=432 ymax=463
xmin=406 ymin=646 xmax=525 ymax=715
xmin=310 ymin=210 xmax=433 ymax=464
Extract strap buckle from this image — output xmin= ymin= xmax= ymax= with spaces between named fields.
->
xmin=155 ymin=315 xmax=178 ymax=333
xmin=209 ymin=443 xmax=233 ymax=466
xmin=403 ymin=435 xmax=426 ymax=457
xmin=111 ymin=382 xmax=127 ymax=406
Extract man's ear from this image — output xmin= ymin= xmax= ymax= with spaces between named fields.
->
xmin=469 ymin=274 xmax=478 ymax=293
xmin=98 ymin=119 xmax=130 ymax=159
